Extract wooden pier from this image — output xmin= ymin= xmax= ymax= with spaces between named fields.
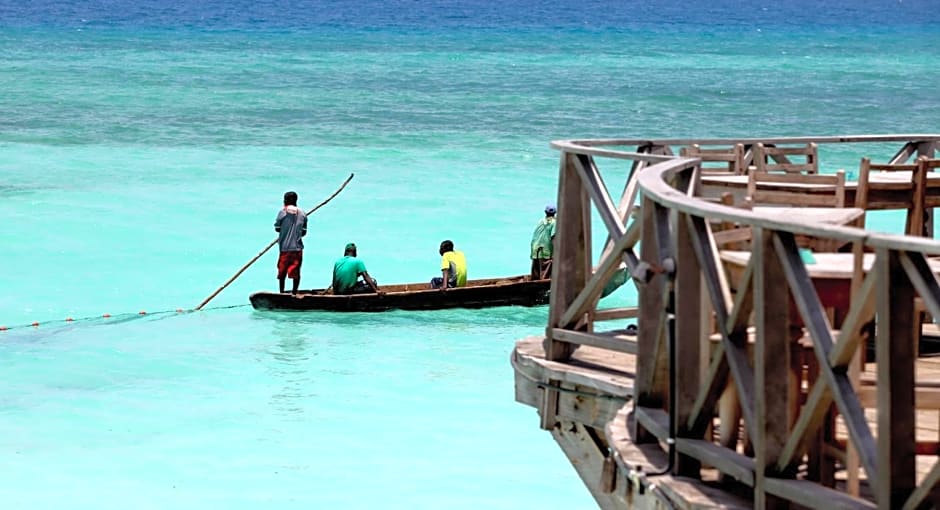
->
xmin=512 ymin=135 xmax=940 ymax=509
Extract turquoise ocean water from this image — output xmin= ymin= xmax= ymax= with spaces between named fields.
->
xmin=2 ymin=1 xmax=939 ymax=508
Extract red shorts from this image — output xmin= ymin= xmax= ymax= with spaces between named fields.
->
xmin=277 ymin=251 xmax=303 ymax=279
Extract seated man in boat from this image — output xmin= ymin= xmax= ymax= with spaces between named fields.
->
xmin=530 ymin=204 xmax=556 ymax=280
xmin=332 ymin=243 xmax=382 ymax=295
xmin=430 ymin=240 xmax=467 ymax=290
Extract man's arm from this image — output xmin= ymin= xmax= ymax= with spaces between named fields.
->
xmin=361 ymin=271 xmax=382 ymax=294
xmin=301 ymin=214 xmax=308 ymax=237
xmin=274 ymin=210 xmax=285 ymax=232
xmin=440 ymin=268 xmax=450 ymax=290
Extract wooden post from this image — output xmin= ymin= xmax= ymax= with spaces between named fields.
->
xmin=635 ymin=194 xmax=665 ymax=442
xmin=875 ymin=248 xmax=916 ymax=509
xmin=916 ymin=140 xmax=937 ymax=159
xmin=674 ymin=211 xmax=703 ymax=476
xmin=546 ymin=152 xmax=588 ymax=361
xmin=754 ymin=228 xmax=792 ymax=509
xmin=916 ymin=143 xmax=936 ymax=237
xmin=581 ymin=168 xmax=593 ymax=333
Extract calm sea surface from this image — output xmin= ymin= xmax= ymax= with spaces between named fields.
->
xmin=1 ymin=1 xmax=939 ymax=508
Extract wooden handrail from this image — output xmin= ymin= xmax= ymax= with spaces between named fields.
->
xmin=538 ymin=134 xmax=940 ymax=508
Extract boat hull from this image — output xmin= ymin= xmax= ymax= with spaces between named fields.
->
xmin=249 ymin=275 xmax=551 ymax=312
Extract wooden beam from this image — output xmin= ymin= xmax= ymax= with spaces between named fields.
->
xmin=773 ymin=232 xmax=879 ymax=485
xmin=726 ymin=244 xmax=756 ymax=337
xmin=593 ymin=307 xmax=638 ymax=321
xmin=776 ymin=271 xmax=876 ymax=471
xmin=540 ymin=380 xmax=560 ymax=430
xmin=636 ymin=195 xmax=667 ymax=413
xmin=645 ymin=202 xmax=674 ymax=405
xmin=901 ymin=459 xmax=940 ymax=510
xmin=675 ymin=211 xmax=704 ymax=475
xmin=549 ymin=328 xmax=637 ymax=354
xmin=573 ymin=153 xmax=625 ymax=238
xmin=875 ymin=248 xmax=916 ymax=509
xmin=831 ymin=270 xmax=877 ymax=367
xmin=546 ymin=152 xmax=587 ymax=361
xmin=687 ymin=341 xmax=729 ymax=435
xmin=888 ymin=142 xmax=917 ymax=164
xmin=582 ymin=177 xmax=593 ymax=331
xmin=763 ymin=478 xmax=876 ymax=509
xmin=899 ymin=250 xmax=940 ymax=322
xmin=551 ymin=420 xmax=627 ymax=510
xmin=642 ymin=402 xmax=758 ymax=488
xmin=688 ymin=216 xmax=733 ymax=327
xmin=684 ymin=250 xmax=755 ymax=436
xmin=677 ymin=438 xmax=756 ymax=487
xmin=685 ymin=214 xmax=756 ymax=440
xmin=777 ymin=379 xmax=832 ymax=472
xmin=559 ymin=219 xmax=640 ymax=327
xmin=916 ymin=140 xmax=936 ymax=159
xmin=601 ymin=156 xmax=645 ymax=261
xmin=772 ymin=232 xmax=835 ymax=357
xmin=754 ymin=228 xmax=793 ymax=508
xmin=634 ymin=405 xmax=669 ymax=441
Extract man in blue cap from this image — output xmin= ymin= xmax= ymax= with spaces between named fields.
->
xmin=332 ymin=242 xmax=382 ymax=295
xmin=530 ymin=204 xmax=557 ymax=280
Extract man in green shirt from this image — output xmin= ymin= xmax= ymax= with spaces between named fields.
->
xmin=332 ymin=243 xmax=382 ymax=295
xmin=530 ymin=204 xmax=556 ymax=280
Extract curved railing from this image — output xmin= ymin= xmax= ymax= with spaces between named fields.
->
xmin=541 ymin=135 xmax=940 ymax=509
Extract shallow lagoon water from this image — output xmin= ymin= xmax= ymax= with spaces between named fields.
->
xmin=2 ymin=0 xmax=939 ymax=507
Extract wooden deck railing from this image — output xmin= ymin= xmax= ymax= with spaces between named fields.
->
xmin=542 ymin=134 xmax=940 ymax=509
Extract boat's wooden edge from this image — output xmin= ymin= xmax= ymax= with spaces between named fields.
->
xmin=250 ymin=275 xmax=549 ymax=299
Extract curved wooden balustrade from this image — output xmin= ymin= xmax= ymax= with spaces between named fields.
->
xmin=529 ymin=134 xmax=940 ymax=509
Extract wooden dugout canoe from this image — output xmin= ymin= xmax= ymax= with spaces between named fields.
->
xmin=249 ymin=275 xmax=551 ymax=312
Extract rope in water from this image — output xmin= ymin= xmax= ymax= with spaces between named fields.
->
xmin=0 ymin=303 xmax=250 ymax=332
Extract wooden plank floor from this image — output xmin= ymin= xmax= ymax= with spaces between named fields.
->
xmin=513 ymin=335 xmax=637 ymax=397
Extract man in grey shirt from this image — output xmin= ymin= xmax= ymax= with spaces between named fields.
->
xmin=275 ymin=191 xmax=308 ymax=294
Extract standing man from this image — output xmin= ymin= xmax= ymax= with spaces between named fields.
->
xmin=431 ymin=240 xmax=467 ymax=290
xmin=530 ymin=204 xmax=556 ymax=280
xmin=332 ymin=243 xmax=381 ymax=295
xmin=275 ymin=191 xmax=307 ymax=294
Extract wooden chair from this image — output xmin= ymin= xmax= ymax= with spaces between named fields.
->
xmin=753 ymin=142 xmax=819 ymax=174
xmin=843 ymin=157 xmax=940 ymax=493
xmin=711 ymin=192 xmax=752 ymax=250
xmin=854 ymin=157 xmax=927 ymax=237
xmin=680 ymin=143 xmax=749 ymax=175
xmin=920 ymin=158 xmax=940 ymax=237
xmin=746 ymin=169 xmax=846 ymax=208
xmin=746 ymin=170 xmax=849 ymax=252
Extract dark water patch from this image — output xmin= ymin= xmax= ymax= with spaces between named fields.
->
xmin=2 ymin=0 xmax=939 ymax=31
xmin=249 ymin=304 xmax=549 ymax=330
xmin=0 ymin=185 xmax=36 ymax=197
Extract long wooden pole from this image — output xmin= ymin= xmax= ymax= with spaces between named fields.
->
xmin=193 ymin=173 xmax=355 ymax=311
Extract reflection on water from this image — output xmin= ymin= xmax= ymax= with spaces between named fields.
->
xmin=250 ymin=304 xmax=552 ymax=329
xmin=0 ymin=185 xmax=36 ymax=197
xmin=252 ymin=302 xmax=631 ymax=417
xmin=266 ymin=321 xmax=317 ymax=417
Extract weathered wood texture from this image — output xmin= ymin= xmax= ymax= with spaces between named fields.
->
xmin=753 ymin=142 xmax=819 ymax=174
xmin=513 ymin=135 xmax=940 ymax=509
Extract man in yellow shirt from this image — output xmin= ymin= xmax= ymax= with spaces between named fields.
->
xmin=430 ymin=239 xmax=467 ymax=290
